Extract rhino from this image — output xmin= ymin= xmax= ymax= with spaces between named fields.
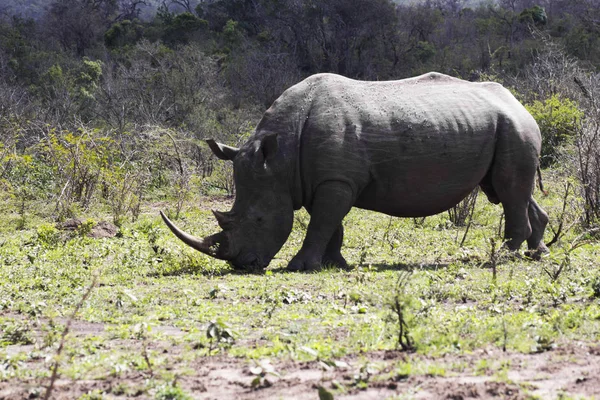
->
xmin=161 ymin=72 xmax=549 ymax=271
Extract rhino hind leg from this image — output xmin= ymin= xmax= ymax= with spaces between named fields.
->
xmin=322 ymin=225 xmax=349 ymax=269
xmin=525 ymin=197 xmax=550 ymax=259
xmin=479 ymin=170 xmax=501 ymax=204
xmin=502 ymin=200 xmax=533 ymax=251
xmin=288 ymin=181 xmax=354 ymax=272
xmin=488 ymin=149 xmax=538 ymax=253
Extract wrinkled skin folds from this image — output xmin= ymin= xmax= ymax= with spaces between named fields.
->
xmin=161 ymin=72 xmax=549 ymax=271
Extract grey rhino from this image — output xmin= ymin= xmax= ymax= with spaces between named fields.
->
xmin=161 ymin=72 xmax=549 ymax=271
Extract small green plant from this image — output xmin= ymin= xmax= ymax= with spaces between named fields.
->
xmin=78 ymin=389 xmax=104 ymax=400
xmin=388 ymin=271 xmax=415 ymax=351
xmin=485 ymin=238 xmax=501 ymax=283
xmin=76 ymin=219 xmax=96 ymax=237
xmin=0 ymin=320 xmax=35 ymax=346
xmin=543 ymin=228 xmax=599 ymax=282
xmin=352 ymin=362 xmax=380 ymax=390
xmin=249 ymin=359 xmax=280 ymax=389
xmin=206 ymin=319 xmax=236 ymax=354
xmin=590 ymin=275 xmax=600 ymax=299
xmin=317 ymin=385 xmax=335 ymax=400
xmin=132 ymin=323 xmax=154 ymax=377
xmin=154 ymin=382 xmax=192 ymax=400
xmin=531 ymin=334 xmax=555 ymax=353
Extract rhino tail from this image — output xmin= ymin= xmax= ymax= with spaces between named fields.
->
xmin=537 ymin=166 xmax=548 ymax=196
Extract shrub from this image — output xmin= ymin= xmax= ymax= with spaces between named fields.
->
xmin=36 ymin=224 xmax=61 ymax=247
xmin=526 ymin=94 xmax=584 ymax=167
xmin=2 ymin=153 xmax=53 ymax=229
xmin=576 ymin=117 xmax=600 ymax=225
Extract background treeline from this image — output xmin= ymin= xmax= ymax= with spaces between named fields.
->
xmin=1 ymin=0 xmax=599 ymax=230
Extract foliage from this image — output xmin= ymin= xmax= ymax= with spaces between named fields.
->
xmin=0 ymin=320 xmax=34 ymax=346
xmin=104 ymin=20 xmax=145 ymax=49
xmin=36 ymin=224 xmax=61 ymax=247
xmin=1 ymin=153 xmax=52 ymax=229
xmin=42 ymin=129 xmax=114 ymax=219
xmin=0 ymin=0 xmax=599 ymax=226
xmin=519 ymin=5 xmax=547 ymax=26
xmin=0 ymin=174 xmax=599 ymax=396
xmin=526 ymin=95 xmax=584 ymax=167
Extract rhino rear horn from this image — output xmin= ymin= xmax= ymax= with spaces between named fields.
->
xmin=212 ymin=210 xmax=234 ymax=229
xmin=160 ymin=211 xmax=227 ymax=259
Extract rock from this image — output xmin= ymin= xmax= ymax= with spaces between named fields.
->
xmin=89 ymin=221 xmax=119 ymax=238
xmin=56 ymin=219 xmax=118 ymax=238
xmin=57 ymin=218 xmax=83 ymax=231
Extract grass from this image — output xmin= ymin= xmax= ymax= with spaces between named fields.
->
xmin=1 ymin=174 xmax=600 ymax=398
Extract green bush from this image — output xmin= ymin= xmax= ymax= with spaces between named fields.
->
xmin=36 ymin=223 xmax=61 ymax=247
xmin=526 ymin=94 xmax=584 ymax=167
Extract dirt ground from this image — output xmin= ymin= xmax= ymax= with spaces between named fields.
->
xmin=1 ymin=316 xmax=599 ymax=400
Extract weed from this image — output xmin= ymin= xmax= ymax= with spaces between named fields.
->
xmin=317 ymin=385 xmax=335 ymax=400
xmin=487 ymin=238 xmax=499 ymax=283
xmin=531 ymin=334 xmax=555 ymax=353
xmin=79 ymin=389 xmax=104 ymax=399
xmin=543 ymin=228 xmax=599 ymax=282
xmin=590 ymin=275 xmax=600 ymax=299
xmin=353 ymin=362 xmax=380 ymax=390
xmin=133 ymin=322 xmax=154 ymax=377
xmin=154 ymin=382 xmax=193 ymax=400
xmin=0 ymin=320 xmax=35 ymax=346
xmin=206 ymin=319 xmax=236 ymax=354
xmin=43 ymin=273 xmax=98 ymax=400
xmin=388 ymin=271 xmax=414 ymax=352
xmin=77 ymin=219 xmax=95 ymax=237
xmin=249 ymin=359 xmax=280 ymax=389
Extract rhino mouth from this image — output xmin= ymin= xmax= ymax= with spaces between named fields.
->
xmin=230 ymin=253 xmax=267 ymax=270
xmin=160 ymin=211 xmax=229 ymax=260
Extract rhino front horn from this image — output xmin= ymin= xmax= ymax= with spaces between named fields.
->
xmin=160 ymin=211 xmax=227 ymax=259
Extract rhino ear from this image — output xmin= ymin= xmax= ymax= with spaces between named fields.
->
xmin=206 ymin=139 xmax=239 ymax=161
xmin=259 ymin=133 xmax=278 ymax=162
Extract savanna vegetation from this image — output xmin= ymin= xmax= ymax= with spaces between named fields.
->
xmin=1 ymin=0 xmax=600 ymax=398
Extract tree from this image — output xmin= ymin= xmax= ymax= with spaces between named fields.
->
xmin=43 ymin=0 xmax=110 ymax=56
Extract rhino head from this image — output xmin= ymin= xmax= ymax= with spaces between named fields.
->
xmin=160 ymin=133 xmax=295 ymax=269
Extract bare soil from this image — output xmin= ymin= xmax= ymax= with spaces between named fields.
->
xmin=1 ymin=316 xmax=599 ymax=400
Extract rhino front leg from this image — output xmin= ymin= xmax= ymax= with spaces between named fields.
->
xmin=322 ymin=225 xmax=349 ymax=269
xmin=288 ymin=181 xmax=354 ymax=271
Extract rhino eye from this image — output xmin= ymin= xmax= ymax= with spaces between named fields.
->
xmin=256 ymin=216 xmax=264 ymax=224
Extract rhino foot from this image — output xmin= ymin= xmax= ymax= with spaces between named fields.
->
xmin=287 ymin=253 xmax=349 ymax=272
xmin=322 ymin=253 xmax=349 ymax=270
xmin=287 ymin=255 xmax=322 ymax=272
xmin=524 ymin=244 xmax=550 ymax=261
